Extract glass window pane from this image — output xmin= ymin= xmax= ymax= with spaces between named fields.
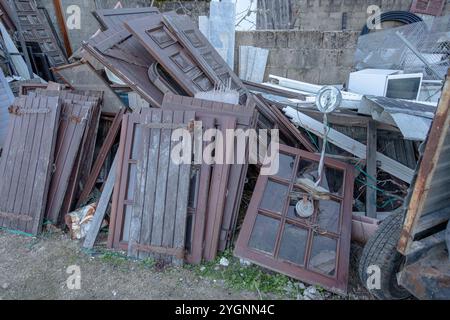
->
xmin=324 ymin=166 xmax=344 ymax=196
xmin=309 ymin=235 xmax=337 ymax=276
xmin=276 ymin=153 xmax=295 ymax=180
xmin=297 ymin=159 xmax=320 ymax=183
xmin=278 ymin=224 xmax=308 ymax=266
xmin=317 ymin=200 xmax=341 ymax=234
xmin=296 ymin=159 xmax=344 ymax=196
xmin=260 ymin=181 xmax=289 ymax=214
xmin=249 ymin=214 xmax=280 ymax=254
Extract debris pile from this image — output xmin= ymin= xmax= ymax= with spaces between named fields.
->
xmin=0 ymin=2 xmax=449 ymax=299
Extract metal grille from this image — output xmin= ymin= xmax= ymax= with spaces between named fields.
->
xmin=354 ymin=15 xmax=450 ymax=81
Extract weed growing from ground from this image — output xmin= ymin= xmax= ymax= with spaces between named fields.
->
xmin=189 ymin=250 xmax=300 ymax=299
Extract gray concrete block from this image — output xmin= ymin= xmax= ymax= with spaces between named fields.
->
xmin=286 ymin=68 xmax=320 ymax=83
xmin=288 ymin=31 xmax=324 ymax=49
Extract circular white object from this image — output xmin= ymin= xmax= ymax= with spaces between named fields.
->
xmin=295 ymin=199 xmax=314 ymax=218
xmin=315 ymin=86 xmax=342 ymax=113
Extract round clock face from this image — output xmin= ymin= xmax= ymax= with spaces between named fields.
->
xmin=315 ymin=86 xmax=342 ymax=113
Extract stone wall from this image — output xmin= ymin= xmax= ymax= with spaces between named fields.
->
xmin=235 ymin=30 xmax=359 ymax=84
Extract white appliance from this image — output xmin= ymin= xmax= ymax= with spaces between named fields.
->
xmin=348 ymin=69 xmax=423 ymax=101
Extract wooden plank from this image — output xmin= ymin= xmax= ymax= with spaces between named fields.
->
xmin=187 ymin=118 xmax=214 ymax=264
xmin=137 ymin=111 xmax=162 ymax=259
xmin=107 ymin=112 xmax=133 ymax=248
xmin=284 ymin=107 xmax=415 ymax=183
xmin=150 ymin=111 xmax=174 ymax=260
xmin=162 ymin=110 xmax=183 ymax=264
xmin=366 ymin=120 xmax=377 ymax=218
xmin=93 ymin=7 xmax=160 ymax=31
xmin=76 ymin=108 xmax=124 ymax=207
xmin=128 ymin=111 xmax=153 ymax=259
xmin=28 ymin=96 xmax=61 ymax=234
xmin=82 ymin=29 xmax=163 ymax=107
xmin=53 ymin=61 xmax=127 ymax=113
xmin=75 ymin=95 xmax=103 ymax=203
xmin=172 ymin=111 xmax=194 ymax=266
xmin=83 ymin=155 xmax=118 ymax=249
xmin=4 ymin=96 xmax=29 ymax=231
xmin=203 ymin=117 xmax=236 ymax=261
xmin=52 ymin=0 xmax=72 ymax=57
xmin=45 ymin=101 xmax=91 ymax=223
xmin=128 ymin=92 xmax=150 ymax=110
xmin=0 ymin=95 xmax=60 ymax=234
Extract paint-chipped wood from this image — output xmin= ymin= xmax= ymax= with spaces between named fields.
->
xmin=45 ymin=100 xmax=92 ymax=223
xmin=83 ymin=27 xmax=164 ymax=107
xmin=83 ymin=154 xmax=118 ymax=249
xmin=124 ymin=14 xmax=248 ymax=104
xmin=53 ymin=61 xmax=126 ymax=113
xmin=0 ymin=95 xmax=60 ymax=235
xmin=162 ymin=94 xmax=256 ymax=255
xmin=109 ymin=109 xmax=194 ymax=265
xmin=9 ymin=0 xmax=67 ymax=68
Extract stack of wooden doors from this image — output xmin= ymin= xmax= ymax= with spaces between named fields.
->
xmin=0 ymin=87 xmax=103 ymax=235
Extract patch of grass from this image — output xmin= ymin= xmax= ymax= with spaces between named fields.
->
xmin=141 ymin=257 xmax=156 ymax=269
xmin=100 ymin=251 xmax=129 ymax=268
xmin=192 ymin=250 xmax=299 ymax=299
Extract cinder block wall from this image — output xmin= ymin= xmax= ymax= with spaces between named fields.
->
xmin=291 ymin=0 xmax=450 ymax=31
xmin=236 ymin=30 xmax=359 ymax=84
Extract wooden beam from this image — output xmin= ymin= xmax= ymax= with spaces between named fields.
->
xmin=83 ymin=155 xmax=117 ymax=249
xmin=284 ymin=107 xmax=414 ymax=183
xmin=53 ymin=0 xmax=72 ymax=57
xmin=77 ymin=108 xmax=124 ymax=207
xmin=366 ymin=120 xmax=378 ymax=218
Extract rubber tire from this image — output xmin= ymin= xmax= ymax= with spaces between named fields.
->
xmin=358 ymin=211 xmax=412 ymax=300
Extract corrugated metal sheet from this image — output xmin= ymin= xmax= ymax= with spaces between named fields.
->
xmin=359 ymin=96 xmax=436 ymax=141
xmin=0 ymin=68 xmax=14 ymax=148
xmin=398 ymin=70 xmax=450 ymax=255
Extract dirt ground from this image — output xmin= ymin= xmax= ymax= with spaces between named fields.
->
xmin=0 ymin=229 xmax=372 ymax=300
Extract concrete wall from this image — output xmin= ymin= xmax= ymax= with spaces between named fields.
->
xmin=293 ymin=0 xmax=414 ymax=31
xmin=301 ymin=0 xmax=450 ymax=31
xmin=235 ymin=30 xmax=359 ymax=84
xmin=257 ymin=0 xmax=450 ymax=31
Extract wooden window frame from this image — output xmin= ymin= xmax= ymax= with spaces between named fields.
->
xmin=234 ymin=144 xmax=354 ymax=295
